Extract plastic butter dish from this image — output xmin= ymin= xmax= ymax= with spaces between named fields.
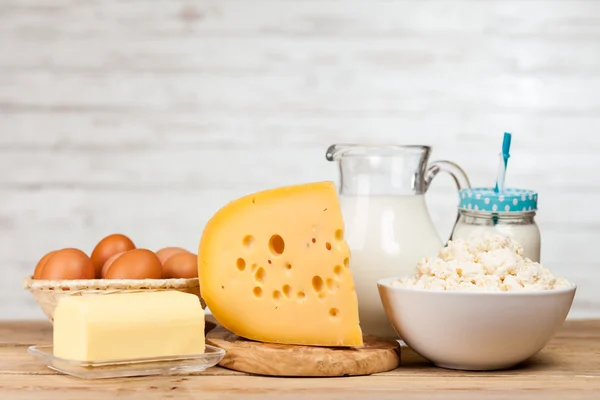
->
xmin=28 ymin=345 xmax=225 ymax=379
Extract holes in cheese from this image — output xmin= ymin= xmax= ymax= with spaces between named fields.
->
xmin=282 ymin=285 xmax=292 ymax=298
xmin=198 ymin=181 xmax=363 ymax=347
xmin=312 ymin=276 xmax=324 ymax=292
xmin=243 ymin=235 xmax=255 ymax=248
xmin=255 ymin=267 xmax=265 ymax=282
xmin=236 ymin=258 xmax=246 ymax=271
xmin=334 ymin=265 xmax=343 ymax=276
xmin=269 ymin=234 xmax=285 ymax=255
xmin=326 ymin=278 xmax=340 ymax=292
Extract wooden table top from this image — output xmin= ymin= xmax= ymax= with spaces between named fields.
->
xmin=1 ymin=319 xmax=599 ymax=399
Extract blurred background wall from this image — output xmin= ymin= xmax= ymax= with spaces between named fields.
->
xmin=1 ymin=0 xmax=599 ymax=319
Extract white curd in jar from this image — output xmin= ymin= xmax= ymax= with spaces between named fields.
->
xmin=451 ymin=188 xmax=541 ymax=262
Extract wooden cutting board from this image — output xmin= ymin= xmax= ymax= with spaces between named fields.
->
xmin=206 ymin=324 xmax=401 ymax=377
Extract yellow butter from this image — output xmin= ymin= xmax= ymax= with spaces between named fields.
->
xmin=199 ymin=181 xmax=363 ymax=347
xmin=53 ymin=291 xmax=205 ymax=361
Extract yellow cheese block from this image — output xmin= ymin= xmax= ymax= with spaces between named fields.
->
xmin=198 ymin=181 xmax=363 ymax=347
xmin=53 ymin=291 xmax=205 ymax=361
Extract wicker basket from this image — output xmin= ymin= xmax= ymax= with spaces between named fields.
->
xmin=23 ymin=276 xmax=205 ymax=323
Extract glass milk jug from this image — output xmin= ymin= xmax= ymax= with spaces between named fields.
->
xmin=326 ymin=144 xmax=471 ymax=337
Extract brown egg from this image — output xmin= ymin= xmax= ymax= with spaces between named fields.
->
xmin=91 ymin=234 xmax=136 ymax=278
xmin=33 ymin=250 xmax=57 ymax=279
xmin=100 ymin=251 xmax=127 ymax=278
xmin=156 ymin=246 xmax=189 ymax=264
xmin=104 ymin=249 xmax=162 ymax=280
xmin=39 ymin=248 xmax=95 ymax=280
xmin=162 ymin=252 xmax=198 ymax=279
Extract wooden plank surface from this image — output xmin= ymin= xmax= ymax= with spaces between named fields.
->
xmin=0 ymin=320 xmax=599 ymax=399
xmin=2 ymin=0 xmax=600 ymax=320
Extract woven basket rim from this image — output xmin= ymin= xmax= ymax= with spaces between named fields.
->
xmin=23 ymin=276 xmax=200 ymax=291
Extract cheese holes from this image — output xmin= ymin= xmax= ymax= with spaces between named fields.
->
xmin=325 ymin=242 xmax=332 ymax=251
xmin=329 ymin=308 xmax=339 ymax=318
xmin=312 ymin=276 xmax=324 ymax=292
xmin=326 ymin=278 xmax=339 ymax=292
xmin=334 ymin=265 xmax=343 ymax=277
xmin=311 ymin=238 xmax=316 ymax=244
xmin=285 ymin=263 xmax=292 ymax=270
xmin=269 ymin=235 xmax=285 ymax=255
xmin=343 ymin=257 xmax=349 ymax=268
xmin=243 ymin=235 xmax=255 ymax=248
xmin=297 ymin=291 xmax=306 ymax=300
xmin=272 ymin=290 xmax=281 ymax=300
xmin=335 ymin=229 xmax=344 ymax=241
xmin=255 ymin=267 xmax=265 ymax=283
xmin=236 ymin=258 xmax=246 ymax=271
xmin=253 ymin=287 xmax=263 ymax=297
xmin=282 ymin=285 xmax=291 ymax=298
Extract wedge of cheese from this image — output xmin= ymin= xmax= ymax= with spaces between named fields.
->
xmin=53 ymin=291 xmax=206 ymax=361
xmin=198 ymin=181 xmax=362 ymax=347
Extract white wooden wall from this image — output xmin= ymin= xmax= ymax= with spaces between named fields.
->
xmin=1 ymin=0 xmax=599 ymax=319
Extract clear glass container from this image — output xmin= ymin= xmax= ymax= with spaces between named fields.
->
xmin=452 ymin=209 xmax=541 ymax=262
xmin=326 ymin=144 xmax=471 ymax=338
xmin=28 ymin=345 xmax=225 ymax=379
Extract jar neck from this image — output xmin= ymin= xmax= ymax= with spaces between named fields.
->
xmin=458 ymin=209 xmax=536 ymax=225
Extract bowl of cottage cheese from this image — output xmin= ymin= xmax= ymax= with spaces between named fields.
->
xmin=377 ymin=234 xmax=576 ymax=371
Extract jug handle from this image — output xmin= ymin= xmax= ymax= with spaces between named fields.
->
xmin=424 ymin=160 xmax=471 ymax=244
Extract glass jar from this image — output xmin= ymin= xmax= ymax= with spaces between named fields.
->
xmin=450 ymin=188 xmax=541 ymax=262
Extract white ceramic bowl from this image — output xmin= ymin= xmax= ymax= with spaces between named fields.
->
xmin=377 ymin=277 xmax=576 ymax=371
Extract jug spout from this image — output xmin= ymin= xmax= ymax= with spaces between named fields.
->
xmin=326 ymin=144 xmax=354 ymax=161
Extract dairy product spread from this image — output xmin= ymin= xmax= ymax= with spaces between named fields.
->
xmin=53 ymin=291 xmax=206 ymax=361
xmin=395 ymin=234 xmax=571 ymax=292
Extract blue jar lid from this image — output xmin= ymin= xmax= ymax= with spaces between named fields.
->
xmin=458 ymin=187 xmax=538 ymax=213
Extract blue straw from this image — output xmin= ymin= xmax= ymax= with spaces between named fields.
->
xmin=494 ymin=132 xmax=512 ymax=193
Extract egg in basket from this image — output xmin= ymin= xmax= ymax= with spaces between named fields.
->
xmin=23 ymin=233 xmax=204 ymax=322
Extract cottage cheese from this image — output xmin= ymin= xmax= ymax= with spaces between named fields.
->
xmin=395 ymin=234 xmax=571 ymax=292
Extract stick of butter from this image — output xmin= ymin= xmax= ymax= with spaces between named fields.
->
xmin=53 ymin=291 xmax=205 ymax=362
